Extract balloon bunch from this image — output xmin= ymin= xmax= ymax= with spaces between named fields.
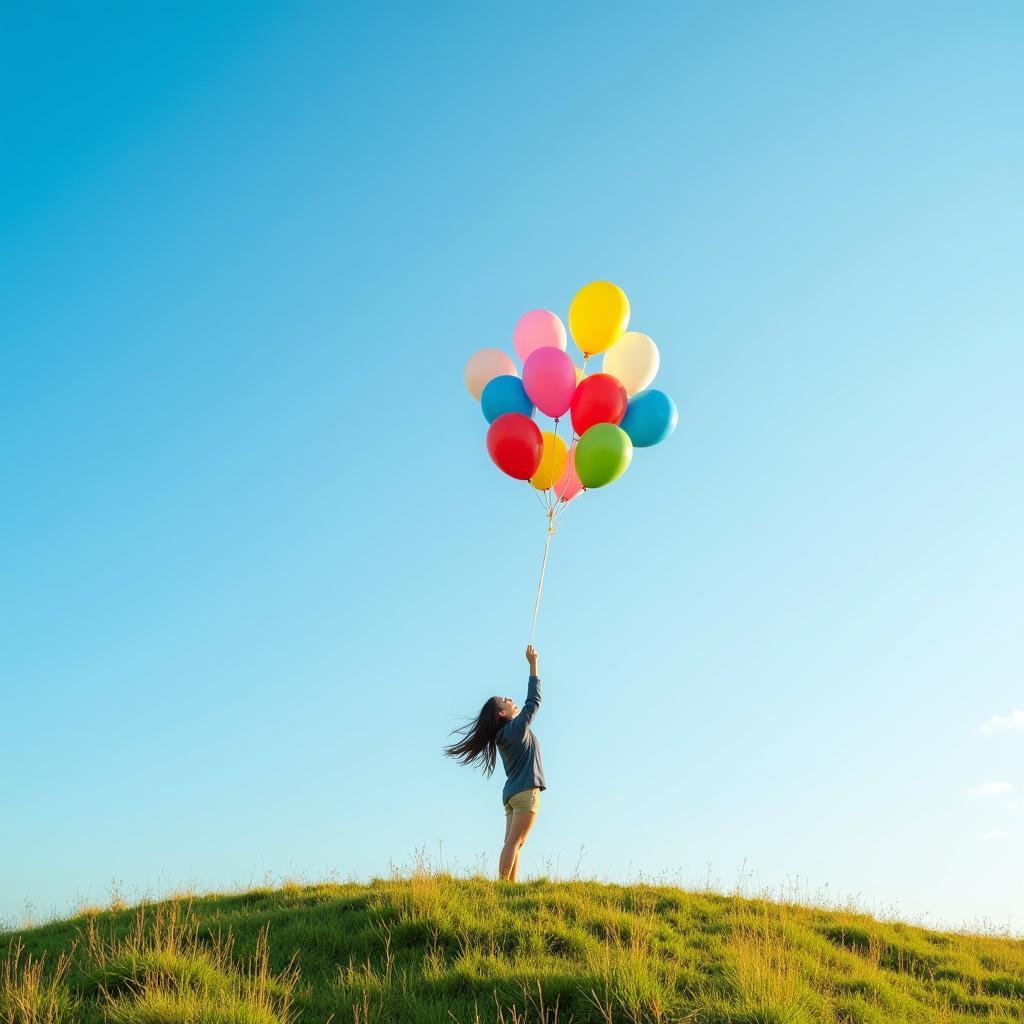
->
xmin=464 ymin=281 xmax=678 ymax=641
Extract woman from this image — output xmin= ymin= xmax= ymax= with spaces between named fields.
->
xmin=443 ymin=644 xmax=546 ymax=881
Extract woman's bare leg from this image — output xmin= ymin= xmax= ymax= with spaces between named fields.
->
xmin=499 ymin=811 xmax=537 ymax=881
xmin=509 ymin=844 xmax=522 ymax=882
xmin=500 ymin=813 xmax=516 ymax=877
xmin=499 ymin=813 xmax=515 ymax=878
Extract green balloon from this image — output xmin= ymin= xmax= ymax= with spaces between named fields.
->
xmin=575 ymin=423 xmax=633 ymax=488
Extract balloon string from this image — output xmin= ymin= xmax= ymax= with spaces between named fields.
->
xmin=546 ymin=417 xmax=560 ymax=511
xmin=528 ymin=480 xmax=547 ymax=512
xmin=555 ymin=435 xmax=579 ymax=504
xmin=529 ymin=507 xmax=557 ymax=645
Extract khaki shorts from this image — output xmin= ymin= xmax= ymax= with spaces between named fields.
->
xmin=504 ymin=787 xmax=541 ymax=817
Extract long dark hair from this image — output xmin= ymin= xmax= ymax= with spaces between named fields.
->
xmin=443 ymin=697 xmax=505 ymax=776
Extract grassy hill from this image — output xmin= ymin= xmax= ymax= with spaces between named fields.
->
xmin=2 ymin=873 xmax=1022 ymax=1023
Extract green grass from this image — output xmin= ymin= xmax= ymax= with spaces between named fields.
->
xmin=2 ymin=873 xmax=1022 ymax=1023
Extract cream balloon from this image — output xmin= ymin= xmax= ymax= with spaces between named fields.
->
xmin=465 ymin=348 xmax=518 ymax=400
xmin=601 ymin=332 xmax=660 ymax=395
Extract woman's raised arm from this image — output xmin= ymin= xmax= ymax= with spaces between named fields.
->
xmin=503 ymin=646 xmax=542 ymax=740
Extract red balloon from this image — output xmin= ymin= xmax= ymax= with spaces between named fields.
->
xmin=486 ymin=413 xmax=544 ymax=480
xmin=570 ymin=373 xmax=628 ymax=436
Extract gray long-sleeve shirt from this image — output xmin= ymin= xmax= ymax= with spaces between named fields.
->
xmin=496 ymin=675 xmax=546 ymax=804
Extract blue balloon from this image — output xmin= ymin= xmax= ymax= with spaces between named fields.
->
xmin=481 ymin=374 xmax=534 ymax=423
xmin=620 ymin=389 xmax=678 ymax=447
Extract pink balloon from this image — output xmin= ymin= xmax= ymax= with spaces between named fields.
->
xmin=514 ymin=309 xmax=567 ymax=363
xmin=522 ymin=347 xmax=577 ymax=418
xmin=554 ymin=444 xmax=584 ymax=504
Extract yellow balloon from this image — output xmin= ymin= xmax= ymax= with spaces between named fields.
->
xmin=530 ymin=431 xmax=569 ymax=490
xmin=569 ymin=281 xmax=630 ymax=355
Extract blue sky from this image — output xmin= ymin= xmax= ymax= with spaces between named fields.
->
xmin=2 ymin=2 xmax=1022 ymax=932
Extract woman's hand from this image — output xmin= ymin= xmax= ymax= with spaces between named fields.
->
xmin=525 ymin=644 xmax=539 ymax=674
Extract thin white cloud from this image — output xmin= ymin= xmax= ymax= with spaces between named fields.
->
xmin=965 ymin=781 xmax=1012 ymax=798
xmin=979 ymin=709 xmax=1024 ymax=735
xmin=979 ymin=829 xmax=1009 ymax=842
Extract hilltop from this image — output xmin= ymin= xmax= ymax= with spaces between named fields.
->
xmin=3 ymin=874 xmax=1022 ymax=1023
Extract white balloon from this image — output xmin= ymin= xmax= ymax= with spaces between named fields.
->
xmin=601 ymin=332 xmax=659 ymax=395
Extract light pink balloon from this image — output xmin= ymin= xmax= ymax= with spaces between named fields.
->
xmin=522 ymin=347 xmax=577 ymax=418
xmin=554 ymin=444 xmax=584 ymax=504
xmin=465 ymin=347 xmax=517 ymax=400
xmin=514 ymin=309 xmax=567 ymax=363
